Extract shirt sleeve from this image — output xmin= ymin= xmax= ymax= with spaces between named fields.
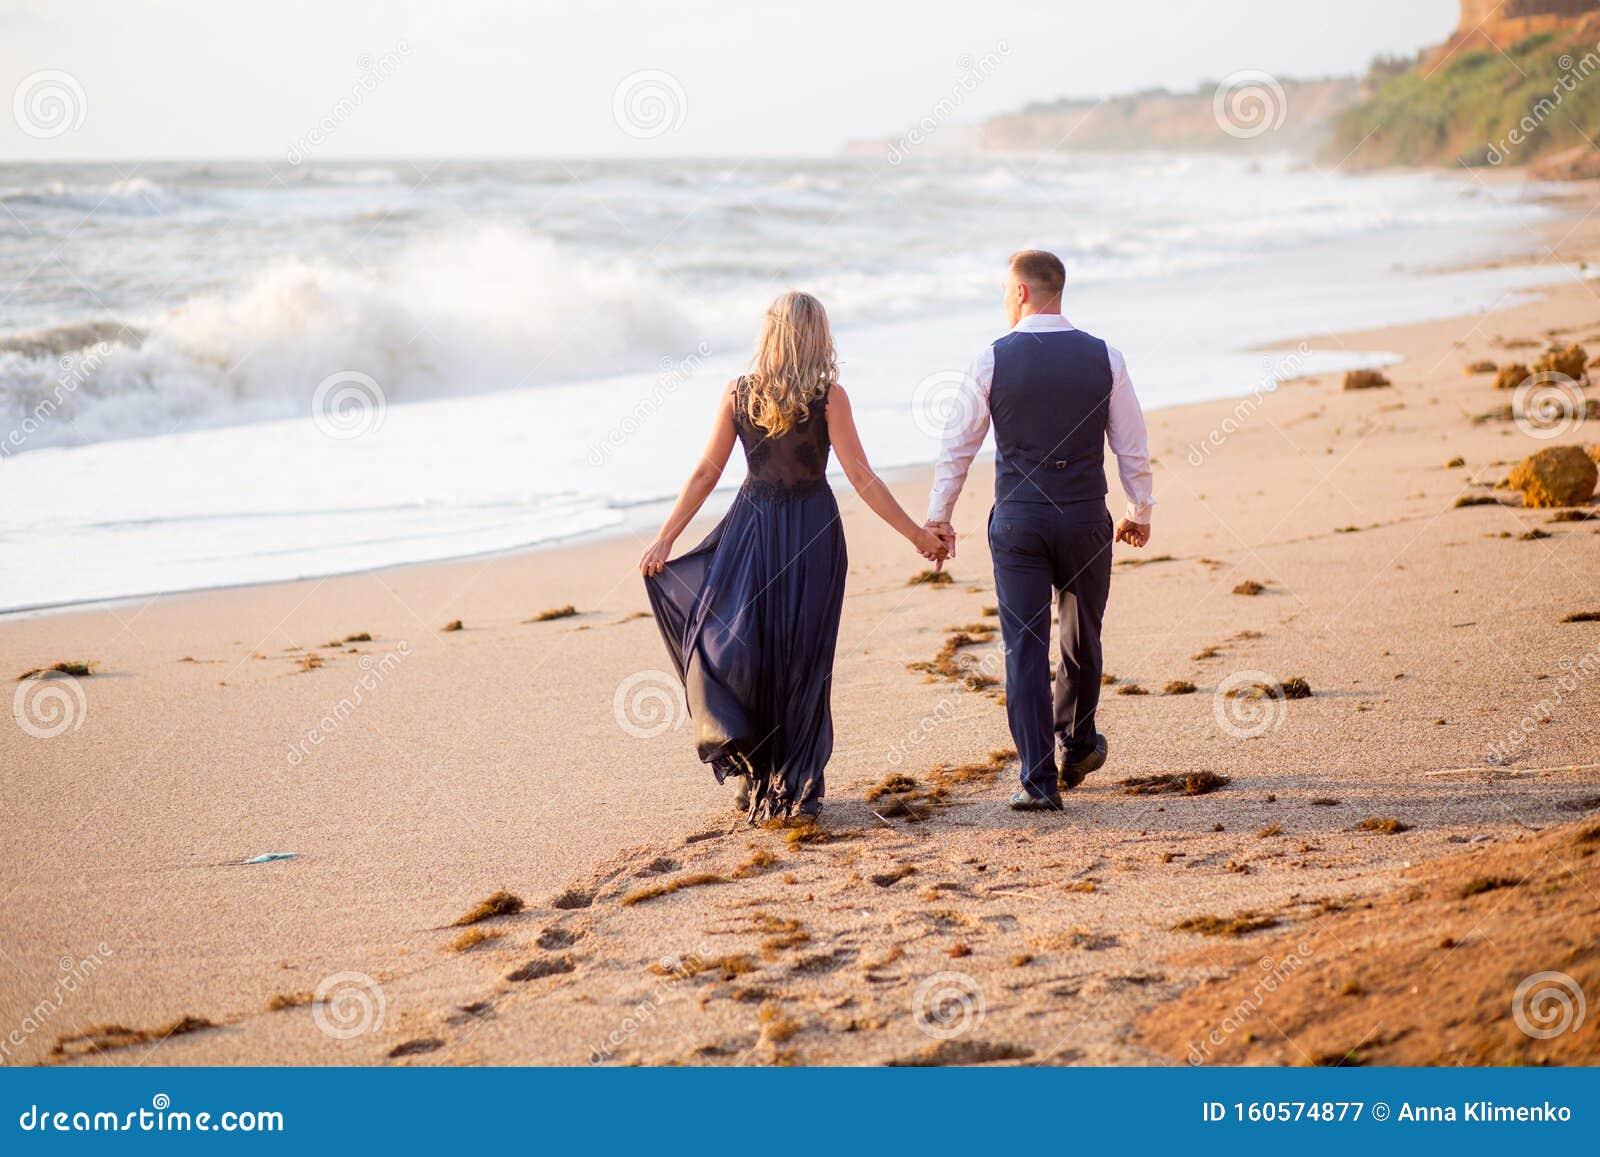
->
xmin=926 ymin=346 xmax=994 ymax=523
xmin=1105 ymin=345 xmax=1155 ymax=524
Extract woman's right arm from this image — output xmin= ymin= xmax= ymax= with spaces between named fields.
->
xmin=639 ymin=385 xmax=739 ymax=577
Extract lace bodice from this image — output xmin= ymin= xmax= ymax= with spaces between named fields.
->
xmin=733 ymin=377 xmax=832 ymax=496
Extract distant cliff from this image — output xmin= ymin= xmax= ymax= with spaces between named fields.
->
xmin=1329 ymin=8 xmax=1600 ymax=171
xmin=857 ymin=0 xmax=1600 ymax=170
xmin=978 ymin=78 xmax=1361 ymax=154
xmin=1438 ymin=1 xmax=1600 ymax=63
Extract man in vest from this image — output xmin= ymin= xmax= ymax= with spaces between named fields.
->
xmin=925 ymin=249 xmax=1155 ymax=811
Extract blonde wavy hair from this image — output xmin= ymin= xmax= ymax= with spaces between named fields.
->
xmin=743 ymin=291 xmax=838 ymax=437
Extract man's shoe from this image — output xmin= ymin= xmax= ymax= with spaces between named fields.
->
xmin=796 ymin=799 xmax=822 ymax=819
xmin=1059 ymin=734 xmax=1107 ymax=790
xmin=1008 ymin=790 xmax=1064 ymax=812
xmin=733 ymin=775 xmax=751 ymax=813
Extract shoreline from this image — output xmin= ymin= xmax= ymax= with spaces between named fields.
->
xmin=5 ymin=244 xmax=1587 ymax=621
xmin=0 ymin=158 xmax=1571 ymax=617
xmin=3 ymin=174 xmax=1599 ymax=1066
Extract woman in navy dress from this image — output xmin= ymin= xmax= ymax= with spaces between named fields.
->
xmin=640 ymin=292 xmax=948 ymax=821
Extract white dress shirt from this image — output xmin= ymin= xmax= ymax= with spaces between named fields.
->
xmin=926 ymin=313 xmax=1155 ymax=526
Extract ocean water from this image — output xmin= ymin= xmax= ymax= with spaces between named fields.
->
xmin=0 ymin=153 xmax=1579 ymax=612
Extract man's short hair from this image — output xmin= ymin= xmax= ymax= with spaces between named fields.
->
xmin=1008 ymin=249 xmax=1065 ymax=305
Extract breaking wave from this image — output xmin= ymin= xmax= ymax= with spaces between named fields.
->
xmin=1 ymin=223 xmax=702 ymax=450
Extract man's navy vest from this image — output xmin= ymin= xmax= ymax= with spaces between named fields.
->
xmin=990 ymin=326 xmax=1113 ymax=508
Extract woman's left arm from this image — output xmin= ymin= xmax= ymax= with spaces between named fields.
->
xmin=828 ymin=386 xmax=948 ymax=561
xmin=639 ymin=386 xmax=739 ymax=577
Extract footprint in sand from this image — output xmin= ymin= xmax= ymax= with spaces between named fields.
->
xmin=506 ymin=955 xmax=577 ymax=982
xmin=790 ymin=947 xmax=857 ymax=975
xmin=869 ymin=864 xmax=917 ymax=887
xmin=444 ymin=1001 xmax=493 ymax=1026
xmin=536 ymin=926 xmax=584 ymax=950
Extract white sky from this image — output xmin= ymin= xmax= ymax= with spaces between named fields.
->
xmin=0 ymin=0 xmax=1459 ymax=160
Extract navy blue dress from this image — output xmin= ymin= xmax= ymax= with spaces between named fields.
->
xmin=644 ymin=378 xmax=847 ymax=820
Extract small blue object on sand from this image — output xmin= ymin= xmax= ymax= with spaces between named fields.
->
xmin=242 ymin=852 xmax=297 ymax=864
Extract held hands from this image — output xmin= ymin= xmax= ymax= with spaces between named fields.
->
xmin=918 ymin=520 xmax=957 ymax=567
xmin=639 ymin=536 xmax=674 ymax=577
xmin=1115 ymin=519 xmax=1151 ymax=549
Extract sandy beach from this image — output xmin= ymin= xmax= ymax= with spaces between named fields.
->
xmin=4 ymin=186 xmax=1600 ymax=1068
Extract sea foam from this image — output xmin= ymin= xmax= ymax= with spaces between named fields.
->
xmin=1 ymin=222 xmax=702 ymax=449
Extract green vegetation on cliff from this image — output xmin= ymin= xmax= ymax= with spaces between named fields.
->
xmin=1328 ymin=29 xmax=1600 ymax=168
